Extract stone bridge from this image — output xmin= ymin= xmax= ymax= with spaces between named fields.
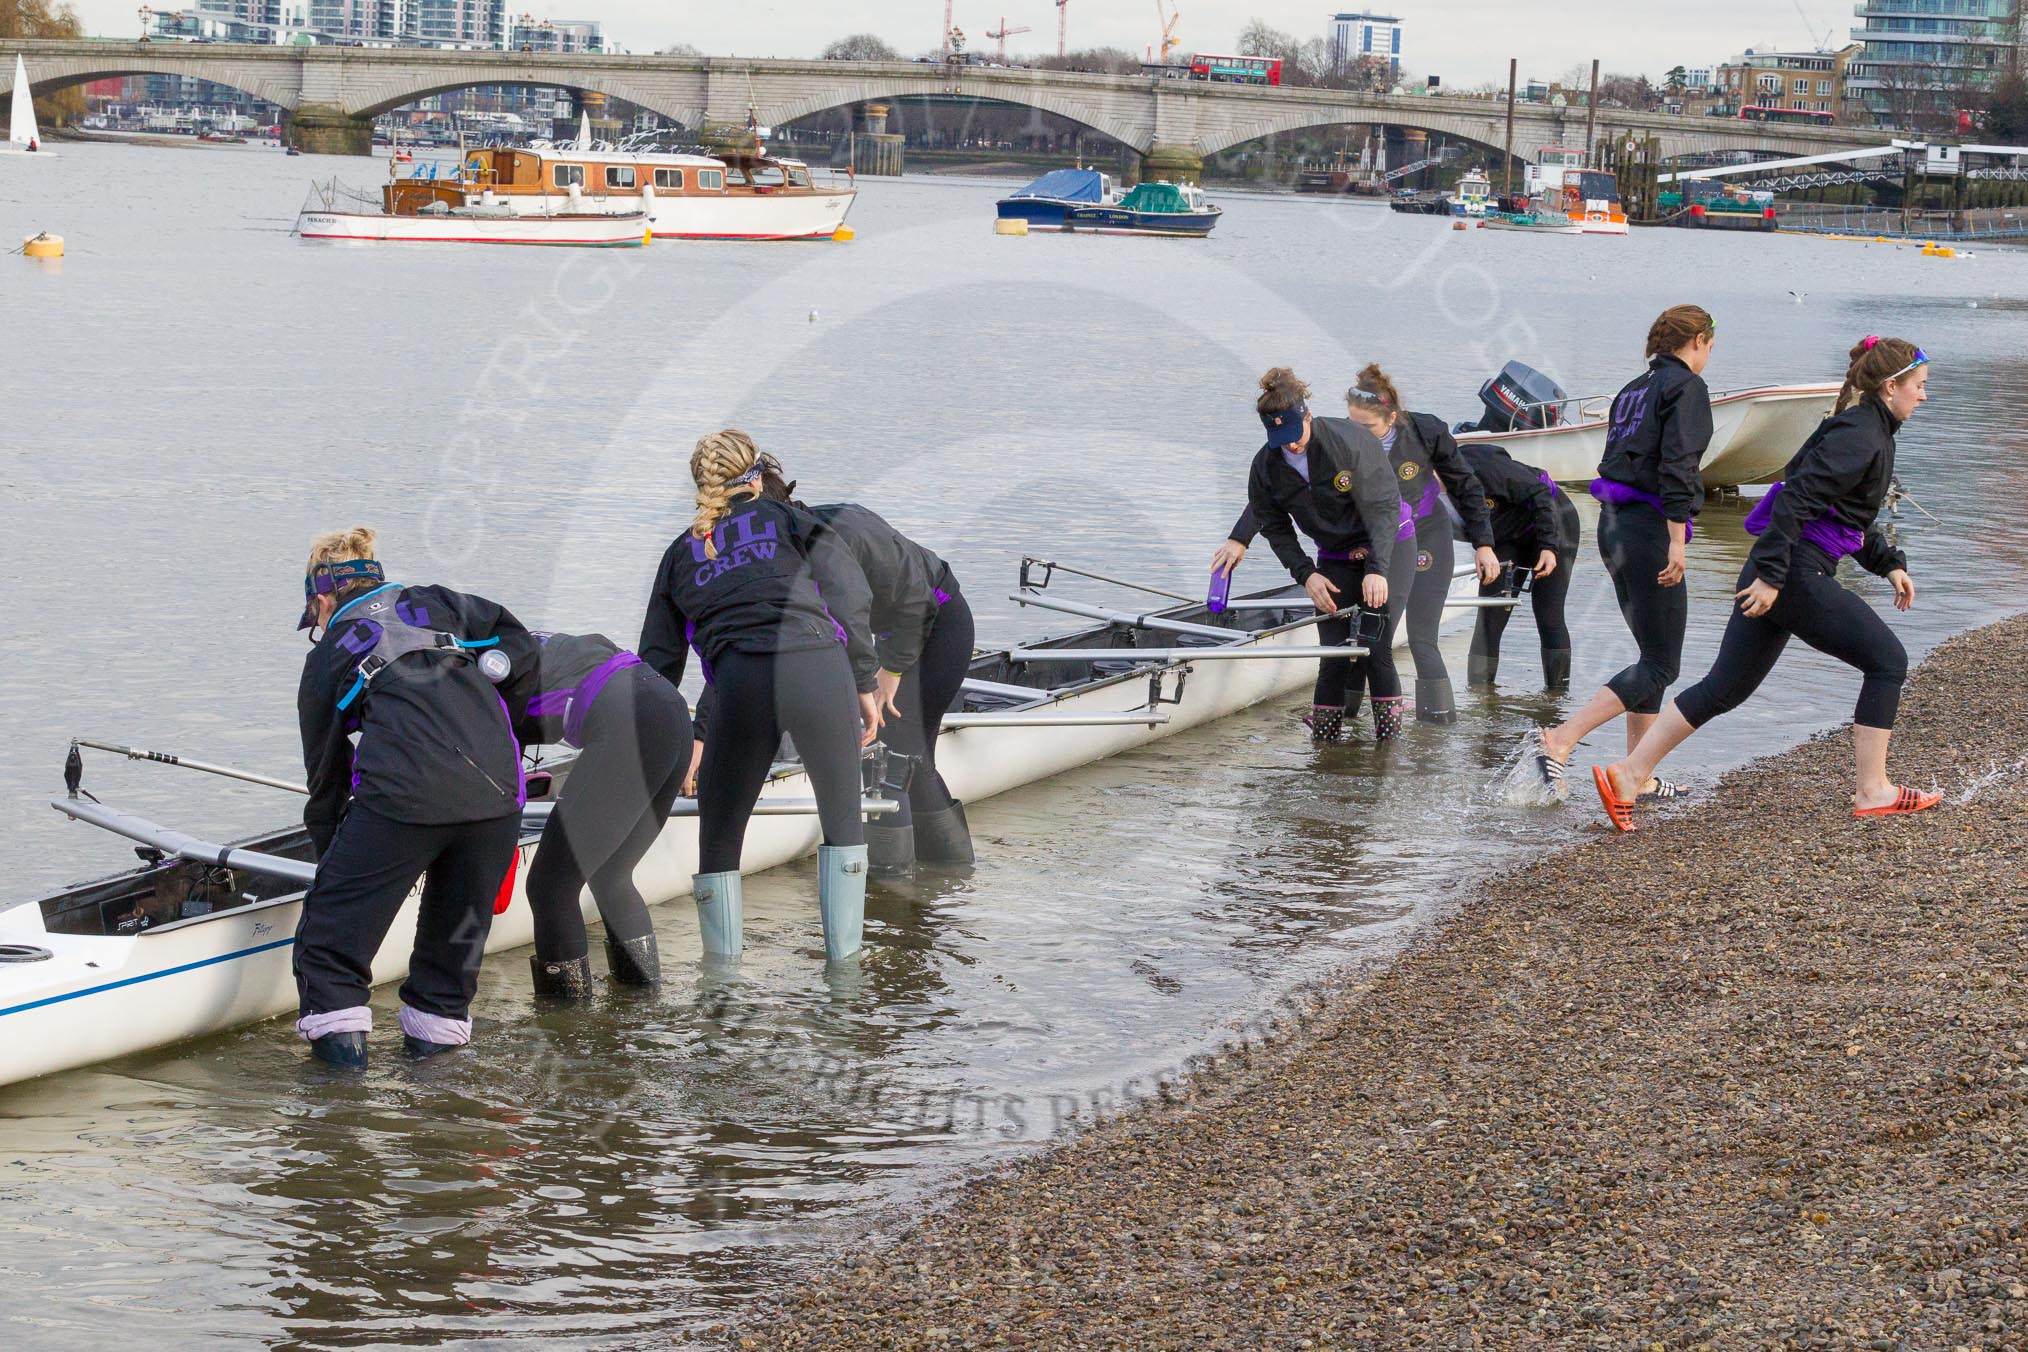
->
xmin=4 ymin=38 xmax=1897 ymax=168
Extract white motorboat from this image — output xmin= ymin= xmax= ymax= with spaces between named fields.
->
xmin=296 ymin=205 xmax=650 ymax=247
xmin=2 ymin=55 xmax=57 ymax=158
xmin=1459 ymin=382 xmax=1840 ymax=488
xmin=0 ymin=566 xmax=1496 ymax=1090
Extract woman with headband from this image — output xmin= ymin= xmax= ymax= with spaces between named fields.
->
xmin=640 ymin=430 xmax=883 ymax=962
xmin=1593 ymin=336 xmax=1937 ymax=829
xmin=1525 ymin=304 xmax=1717 ymax=800
xmin=293 ymin=528 xmax=529 ymax=1068
xmin=1339 ymin=363 xmax=1501 ymax=723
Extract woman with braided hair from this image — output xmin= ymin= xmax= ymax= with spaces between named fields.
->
xmin=1592 ymin=336 xmax=1937 ymax=830
xmin=639 ymin=430 xmax=884 ymax=961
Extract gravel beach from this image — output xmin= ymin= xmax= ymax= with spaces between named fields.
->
xmin=728 ymin=613 xmax=2028 ymax=1351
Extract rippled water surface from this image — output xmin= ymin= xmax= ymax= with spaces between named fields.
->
xmin=1 ymin=143 xmax=2025 ymax=1348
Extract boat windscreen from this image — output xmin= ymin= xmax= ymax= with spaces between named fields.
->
xmin=1119 ymin=182 xmax=1192 ymax=213
xmin=1012 ymin=168 xmax=1106 ymax=202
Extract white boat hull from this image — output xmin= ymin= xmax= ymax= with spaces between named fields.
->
xmin=488 ymin=189 xmax=854 ymax=241
xmin=1458 ymin=383 xmax=1839 ymax=489
xmin=296 ymin=210 xmax=649 ymax=247
xmin=0 ymin=577 xmax=1481 ymax=1088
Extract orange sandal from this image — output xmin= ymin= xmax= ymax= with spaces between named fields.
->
xmin=1593 ymin=765 xmax=1637 ymax=833
xmin=1854 ymin=785 xmax=1942 ymax=818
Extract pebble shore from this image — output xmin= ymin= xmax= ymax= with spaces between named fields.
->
xmin=728 ymin=615 xmax=2028 ymax=1351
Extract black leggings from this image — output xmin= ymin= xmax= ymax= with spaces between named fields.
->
xmin=1472 ymin=498 xmax=1580 ymax=672
xmin=1400 ymin=524 xmax=1454 ymax=684
xmin=295 ymin=801 xmax=519 ymax=1020
xmin=526 ymin=665 xmax=690 ymax=962
xmin=1598 ymin=500 xmax=1687 ymax=715
xmin=697 ymin=644 xmax=866 ymax=874
xmin=876 ymin=594 xmax=975 ymax=827
xmin=1313 ymin=551 xmax=1406 ymax=711
xmin=1676 ymin=552 xmax=1908 ymax=732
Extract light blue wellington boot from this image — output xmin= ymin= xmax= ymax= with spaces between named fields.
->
xmin=817 ymin=844 xmax=869 ymax=961
xmin=693 ymin=871 xmax=744 ymax=957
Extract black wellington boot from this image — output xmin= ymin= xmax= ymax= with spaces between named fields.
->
xmin=530 ymin=953 xmax=594 ymax=1000
xmin=403 ymin=1035 xmax=461 ymax=1060
xmin=604 ymin=933 xmax=662 ymax=986
xmin=913 ymin=801 xmax=975 ymax=867
xmin=1415 ymin=676 xmax=1457 ymax=725
xmin=1467 ymin=648 xmax=1498 ymax=686
xmin=310 ymin=1031 xmax=368 ymax=1068
xmin=866 ymin=822 xmax=917 ymax=878
xmin=1541 ymin=646 xmax=1573 ymax=692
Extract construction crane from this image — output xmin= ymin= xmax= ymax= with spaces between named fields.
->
xmin=1155 ymin=0 xmax=1181 ymax=65
xmin=1055 ymin=0 xmax=1071 ymax=59
xmin=986 ymin=16 xmax=1032 ymax=63
xmin=1791 ymin=0 xmax=1836 ymax=51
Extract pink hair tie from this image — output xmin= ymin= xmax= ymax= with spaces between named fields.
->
xmin=1862 ymin=335 xmax=1881 ymax=350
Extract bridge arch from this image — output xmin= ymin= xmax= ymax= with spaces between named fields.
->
xmin=757 ymin=79 xmax=1152 ymax=154
xmin=346 ymin=69 xmax=702 ymax=123
xmin=6 ymin=59 xmax=301 ymax=112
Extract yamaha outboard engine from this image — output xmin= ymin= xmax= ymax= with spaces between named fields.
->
xmin=1474 ymin=361 xmax=1568 ymax=433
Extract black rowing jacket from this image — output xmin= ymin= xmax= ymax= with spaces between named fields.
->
xmin=1594 ymin=353 xmax=1713 ymax=523
xmin=1461 ymin=442 xmax=1579 ymax=556
xmin=639 ymin=496 xmax=879 ymax=696
xmin=298 ymin=584 xmax=527 ymax=859
xmin=1391 ymin=412 xmax=1495 ymax=549
xmin=1750 ymin=398 xmax=1908 ymax=588
xmin=1228 ymin=416 xmax=1403 ymax=584
xmin=806 ymin=501 xmax=960 ymax=676
xmin=498 ymin=630 xmax=669 ymax=748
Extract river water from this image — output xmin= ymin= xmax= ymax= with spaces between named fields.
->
xmin=0 ymin=142 xmax=2024 ymax=1348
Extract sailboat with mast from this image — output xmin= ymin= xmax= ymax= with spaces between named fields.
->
xmin=5 ymin=54 xmax=56 ymax=157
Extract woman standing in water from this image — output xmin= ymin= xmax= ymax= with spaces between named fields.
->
xmin=1459 ymin=441 xmax=1582 ymax=690
xmin=1527 ymin=304 xmax=1716 ymax=798
xmin=640 ymin=430 xmax=882 ymax=961
xmin=1340 ymin=363 xmax=1501 ymax=723
xmin=293 ymin=529 xmax=527 ymax=1067
xmin=1593 ymin=337 xmax=1937 ymax=829
xmin=750 ymin=455 xmax=978 ymax=875
xmin=1225 ymin=366 xmax=1410 ymax=742
xmin=503 ymin=631 xmax=690 ymax=997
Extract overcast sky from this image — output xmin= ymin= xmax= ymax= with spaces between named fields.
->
xmin=71 ymin=2 xmax=1861 ymax=86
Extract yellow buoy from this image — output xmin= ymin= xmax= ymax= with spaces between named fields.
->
xmin=994 ymin=217 xmax=1029 ymax=236
xmin=832 ymin=225 xmax=856 ymax=242
xmin=22 ymin=232 xmax=63 ymax=259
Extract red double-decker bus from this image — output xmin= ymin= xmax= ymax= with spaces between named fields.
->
xmin=1189 ymin=53 xmax=1283 ymax=86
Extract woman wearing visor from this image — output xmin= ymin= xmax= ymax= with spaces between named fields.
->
xmin=1224 ymin=367 xmax=1410 ymax=742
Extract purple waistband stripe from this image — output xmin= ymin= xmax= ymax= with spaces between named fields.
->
xmin=562 ymin=651 xmax=643 ymax=748
xmin=1590 ymin=477 xmax=1695 ymax=542
xmin=1743 ymin=482 xmax=1866 ymax=560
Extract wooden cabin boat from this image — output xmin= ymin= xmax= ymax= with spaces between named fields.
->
xmin=0 ymin=568 xmax=1489 ymax=1089
xmin=385 ymin=144 xmax=856 ymax=242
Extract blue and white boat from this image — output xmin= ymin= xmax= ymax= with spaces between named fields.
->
xmin=996 ymin=168 xmax=1221 ymax=237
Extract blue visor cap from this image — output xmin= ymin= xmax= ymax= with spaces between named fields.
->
xmin=1261 ymin=402 xmax=1307 ymax=449
xmin=299 ymin=558 xmax=386 ymax=630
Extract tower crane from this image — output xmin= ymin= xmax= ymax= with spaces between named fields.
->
xmin=986 ymin=16 xmax=1032 ymax=63
xmin=1056 ymin=0 xmax=1071 ymax=59
xmin=1155 ymin=0 xmax=1181 ymax=65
